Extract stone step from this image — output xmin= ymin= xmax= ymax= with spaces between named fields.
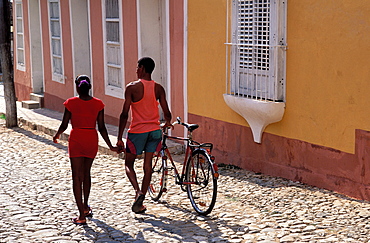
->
xmin=22 ymin=100 xmax=40 ymax=109
xmin=30 ymin=93 xmax=44 ymax=107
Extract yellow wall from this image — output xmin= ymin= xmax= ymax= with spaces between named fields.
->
xmin=187 ymin=0 xmax=246 ymax=123
xmin=187 ymin=0 xmax=370 ymax=153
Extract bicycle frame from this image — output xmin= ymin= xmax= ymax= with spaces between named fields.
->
xmin=150 ymin=117 xmax=218 ymax=215
xmin=159 ymin=130 xmax=191 ymax=186
xmin=156 ymin=125 xmax=217 ymax=187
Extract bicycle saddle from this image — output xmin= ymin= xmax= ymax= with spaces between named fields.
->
xmin=186 ymin=123 xmax=199 ymax=132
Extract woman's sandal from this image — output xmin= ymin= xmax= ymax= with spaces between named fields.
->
xmin=84 ymin=206 xmax=93 ymax=217
xmin=72 ymin=218 xmax=87 ymax=225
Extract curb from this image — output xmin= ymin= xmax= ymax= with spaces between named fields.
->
xmin=1 ymin=111 xmax=185 ymax=159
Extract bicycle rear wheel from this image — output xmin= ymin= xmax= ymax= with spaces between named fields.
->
xmin=148 ymin=152 xmax=167 ymax=201
xmin=185 ymin=149 xmax=217 ymax=215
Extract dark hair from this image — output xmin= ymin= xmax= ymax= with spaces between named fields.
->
xmin=138 ymin=57 xmax=155 ymax=74
xmin=75 ymin=75 xmax=91 ymax=95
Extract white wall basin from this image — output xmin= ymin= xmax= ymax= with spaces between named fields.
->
xmin=223 ymin=94 xmax=285 ymax=143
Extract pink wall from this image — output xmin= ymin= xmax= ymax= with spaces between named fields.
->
xmin=169 ymin=0 xmax=185 ymax=137
xmin=16 ymin=0 xmax=186 ymax=131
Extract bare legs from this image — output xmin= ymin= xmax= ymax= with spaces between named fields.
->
xmin=125 ymin=152 xmax=154 ymax=211
xmin=70 ymin=157 xmax=94 ymax=221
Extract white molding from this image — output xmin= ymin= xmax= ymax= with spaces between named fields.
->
xmin=223 ymin=94 xmax=285 ymax=143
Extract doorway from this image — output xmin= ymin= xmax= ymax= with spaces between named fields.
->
xmin=28 ymin=0 xmax=44 ymax=94
xmin=137 ymin=0 xmax=168 ymax=91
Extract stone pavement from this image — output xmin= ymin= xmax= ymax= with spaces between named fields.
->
xmin=1 ymin=84 xmax=370 ymax=242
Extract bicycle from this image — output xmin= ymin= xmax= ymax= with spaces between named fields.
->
xmin=148 ymin=117 xmax=219 ymax=215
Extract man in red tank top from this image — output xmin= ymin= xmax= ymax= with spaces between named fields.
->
xmin=117 ymin=57 xmax=173 ymax=213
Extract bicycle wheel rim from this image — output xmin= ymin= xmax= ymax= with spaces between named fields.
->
xmin=148 ymin=154 xmax=167 ymax=201
xmin=186 ymin=150 xmax=217 ymax=215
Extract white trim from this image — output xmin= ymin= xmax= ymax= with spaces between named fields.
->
xmin=15 ymin=0 xmax=26 ymax=71
xmin=102 ymin=0 xmax=125 ymax=99
xmin=183 ymin=0 xmax=188 ymax=137
xmin=48 ymin=0 xmax=65 ymax=83
xmin=136 ymin=0 xmax=142 ymax=59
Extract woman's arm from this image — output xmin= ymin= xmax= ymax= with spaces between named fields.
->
xmin=97 ymin=109 xmax=117 ymax=152
xmin=53 ymin=108 xmax=71 ymax=143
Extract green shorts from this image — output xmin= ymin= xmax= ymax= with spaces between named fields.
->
xmin=126 ymin=129 xmax=162 ymax=155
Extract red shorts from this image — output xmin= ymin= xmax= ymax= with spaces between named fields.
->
xmin=68 ymin=128 xmax=98 ymax=158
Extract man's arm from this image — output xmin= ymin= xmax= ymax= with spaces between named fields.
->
xmin=156 ymin=83 xmax=172 ymax=127
xmin=117 ymin=85 xmax=133 ymax=150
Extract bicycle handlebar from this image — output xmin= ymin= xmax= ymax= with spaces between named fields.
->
xmin=161 ymin=117 xmax=199 ymax=134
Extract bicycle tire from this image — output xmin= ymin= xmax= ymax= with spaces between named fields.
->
xmin=185 ymin=149 xmax=217 ymax=215
xmin=148 ymin=151 xmax=167 ymax=201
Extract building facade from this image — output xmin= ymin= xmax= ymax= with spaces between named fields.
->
xmin=14 ymin=0 xmax=370 ymax=201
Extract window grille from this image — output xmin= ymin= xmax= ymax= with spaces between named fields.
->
xmin=104 ymin=0 xmax=123 ymax=90
xmin=49 ymin=0 xmax=63 ymax=80
xmin=226 ymin=0 xmax=286 ymax=102
xmin=15 ymin=1 xmax=25 ymax=69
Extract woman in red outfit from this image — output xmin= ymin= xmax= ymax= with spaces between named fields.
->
xmin=53 ymin=75 xmax=117 ymax=225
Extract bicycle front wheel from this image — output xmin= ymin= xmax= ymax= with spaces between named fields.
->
xmin=148 ymin=152 xmax=167 ymax=201
xmin=185 ymin=149 xmax=217 ymax=215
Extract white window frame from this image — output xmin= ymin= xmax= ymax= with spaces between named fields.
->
xmin=227 ymin=0 xmax=287 ymax=102
xmin=48 ymin=0 xmax=64 ymax=83
xmin=102 ymin=0 xmax=125 ymax=99
xmin=15 ymin=0 xmax=25 ymax=71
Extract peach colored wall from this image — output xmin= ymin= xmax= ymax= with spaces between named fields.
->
xmin=169 ymin=0 xmax=184 ymax=137
xmin=13 ymin=0 xmax=32 ymax=101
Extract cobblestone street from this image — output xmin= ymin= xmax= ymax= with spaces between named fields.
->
xmin=1 ymin=119 xmax=370 ymax=242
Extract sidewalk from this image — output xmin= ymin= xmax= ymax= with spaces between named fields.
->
xmin=0 ymin=82 xmax=183 ymax=157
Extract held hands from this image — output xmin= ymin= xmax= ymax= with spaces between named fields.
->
xmin=110 ymin=146 xmax=119 ymax=153
xmin=116 ymin=140 xmax=125 ymax=154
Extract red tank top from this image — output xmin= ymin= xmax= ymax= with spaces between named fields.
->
xmin=129 ymin=79 xmax=160 ymax=133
